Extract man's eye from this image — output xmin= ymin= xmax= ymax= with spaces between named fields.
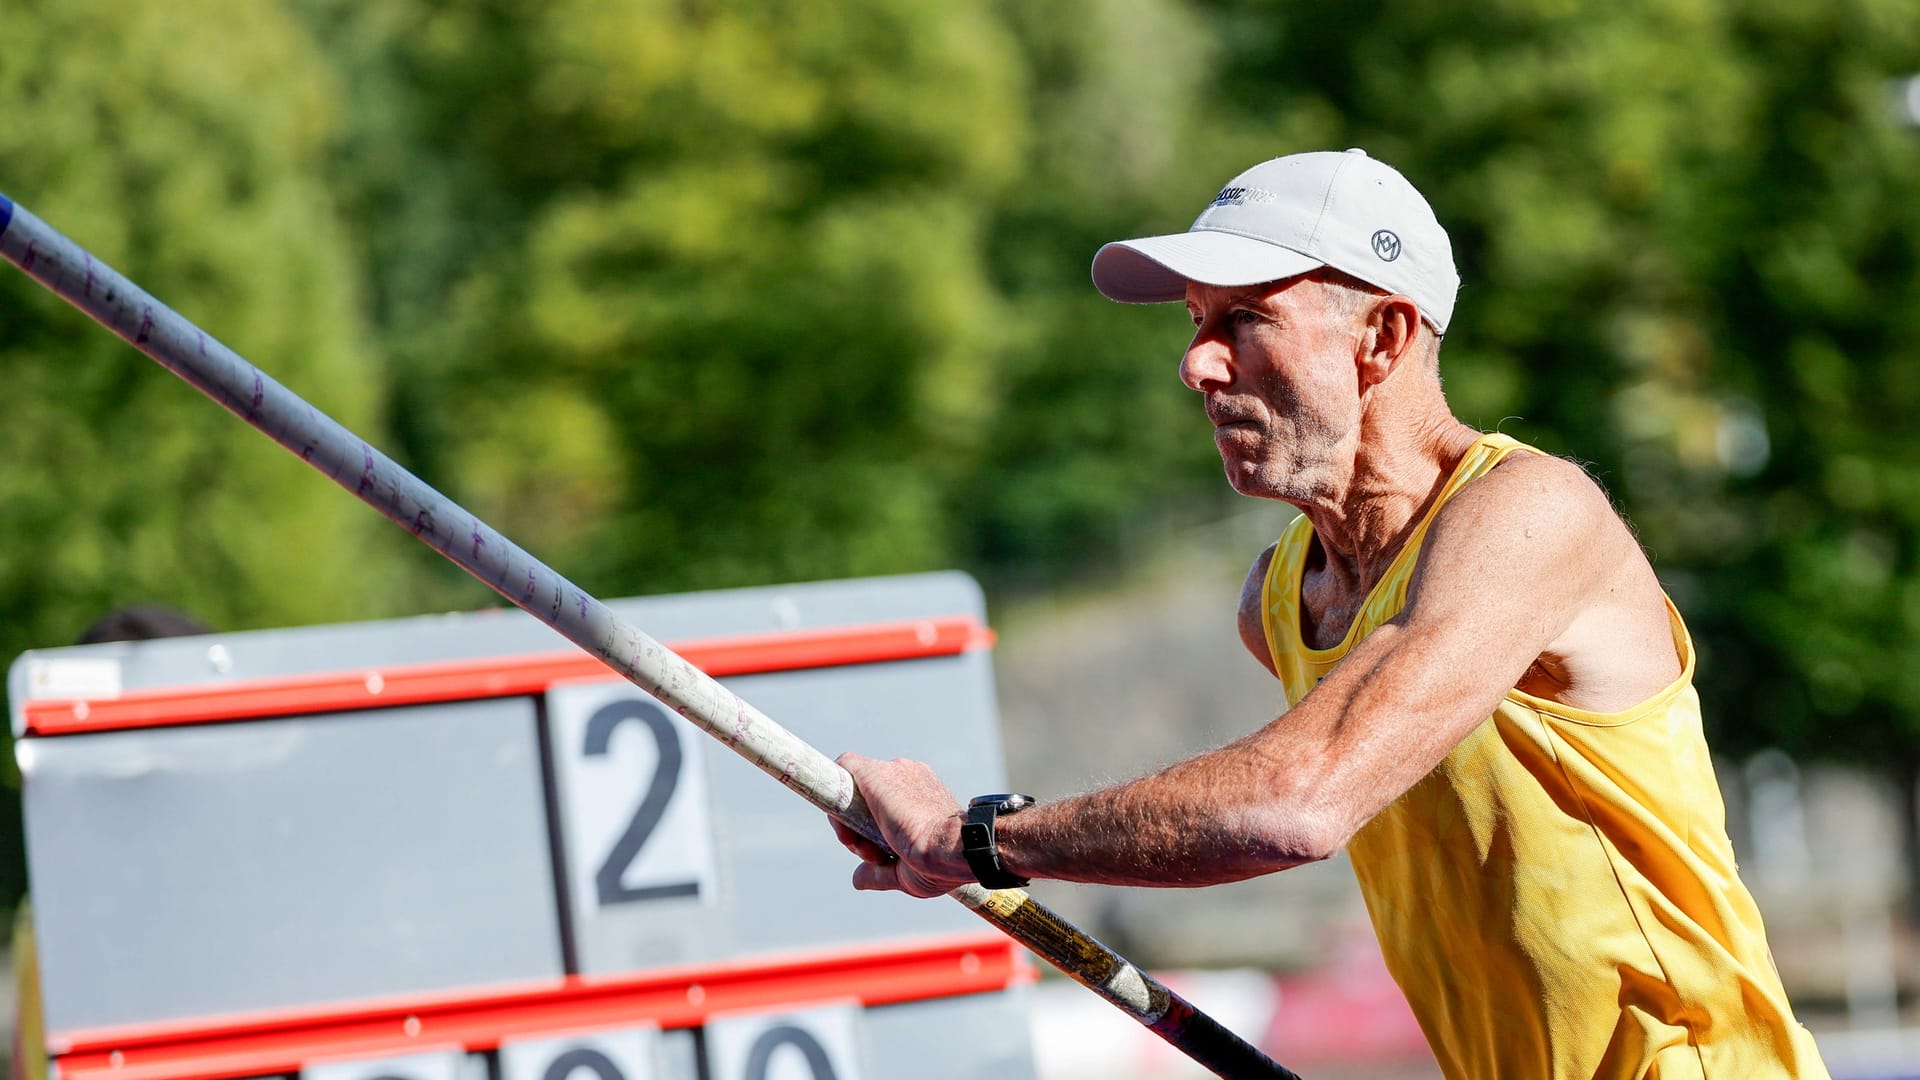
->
xmin=1231 ymin=309 xmax=1261 ymax=325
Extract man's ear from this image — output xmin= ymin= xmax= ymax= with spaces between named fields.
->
xmin=1358 ymin=294 xmax=1421 ymax=388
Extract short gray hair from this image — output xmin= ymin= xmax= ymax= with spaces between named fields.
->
xmin=1306 ymin=266 xmax=1387 ymax=323
xmin=1307 ymin=267 xmax=1441 ymax=366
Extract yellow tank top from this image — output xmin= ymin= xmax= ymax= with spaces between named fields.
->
xmin=1261 ymin=433 xmax=1828 ymax=1080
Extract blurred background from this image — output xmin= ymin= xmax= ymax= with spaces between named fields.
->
xmin=3 ymin=0 xmax=1920 ymax=1075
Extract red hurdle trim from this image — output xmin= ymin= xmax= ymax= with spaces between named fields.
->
xmin=50 ymin=934 xmax=1031 ymax=1080
xmin=22 ymin=616 xmax=994 ymax=736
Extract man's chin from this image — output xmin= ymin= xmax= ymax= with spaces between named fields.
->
xmin=1221 ymin=459 xmax=1273 ymax=498
xmin=1218 ymin=452 xmax=1302 ymax=501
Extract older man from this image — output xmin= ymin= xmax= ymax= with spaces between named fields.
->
xmin=834 ymin=150 xmax=1829 ymax=1078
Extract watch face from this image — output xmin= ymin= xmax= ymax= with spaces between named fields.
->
xmin=969 ymin=793 xmax=1035 ymax=811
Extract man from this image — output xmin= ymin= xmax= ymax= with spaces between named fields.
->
xmin=833 ymin=149 xmax=1829 ymax=1078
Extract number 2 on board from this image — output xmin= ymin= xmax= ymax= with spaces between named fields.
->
xmin=584 ymin=698 xmax=700 ymax=905
xmin=549 ymin=683 xmax=718 ymax=915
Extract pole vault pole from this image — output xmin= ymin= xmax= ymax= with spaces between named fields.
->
xmin=0 ymin=193 xmax=1299 ymax=1080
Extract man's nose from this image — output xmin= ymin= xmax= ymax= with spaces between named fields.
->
xmin=1180 ymin=334 xmax=1232 ymax=392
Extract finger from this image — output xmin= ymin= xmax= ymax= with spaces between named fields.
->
xmin=830 ymin=815 xmax=891 ymax=856
xmin=852 ymin=859 xmax=901 ymax=892
xmin=898 ymin=869 xmax=954 ymax=900
xmin=830 ymin=816 xmax=864 ymax=848
xmin=832 ymin=819 xmax=893 ymax=863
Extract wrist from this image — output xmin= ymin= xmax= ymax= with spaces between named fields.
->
xmin=961 ymin=793 xmax=1036 ymax=890
xmin=935 ymin=811 xmax=972 ymax=880
xmin=990 ymin=809 xmax=1029 ymax=879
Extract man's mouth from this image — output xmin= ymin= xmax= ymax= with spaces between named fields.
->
xmin=1206 ymin=398 xmax=1259 ymax=430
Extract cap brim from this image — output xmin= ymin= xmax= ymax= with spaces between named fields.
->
xmin=1092 ymin=230 xmax=1324 ymax=304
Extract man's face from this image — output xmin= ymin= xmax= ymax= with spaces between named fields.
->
xmin=1181 ymin=276 xmax=1366 ymax=502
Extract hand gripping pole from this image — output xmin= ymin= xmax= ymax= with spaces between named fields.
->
xmin=0 ymin=192 xmax=1299 ymax=1080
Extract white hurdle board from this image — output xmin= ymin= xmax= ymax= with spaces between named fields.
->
xmin=7 ymin=572 xmax=1038 ymax=1080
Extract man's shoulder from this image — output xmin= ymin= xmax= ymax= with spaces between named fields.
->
xmin=1410 ymin=444 xmax=1646 ymax=620
xmin=1416 ymin=443 xmax=1681 ymax=709
xmin=1437 ymin=445 xmax=1620 ymax=538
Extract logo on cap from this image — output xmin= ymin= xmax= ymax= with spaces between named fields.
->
xmin=1371 ymin=230 xmax=1402 ymax=262
xmin=1211 ymin=185 xmax=1278 ymax=208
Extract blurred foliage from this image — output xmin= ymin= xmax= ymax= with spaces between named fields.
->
xmin=2 ymin=0 xmax=1920 ymax=921
xmin=0 ymin=0 xmax=411 ymax=640
xmin=297 ymin=0 xmax=1037 ymax=594
xmin=1176 ymin=0 xmax=1920 ymax=765
xmin=0 ymin=0 xmax=419 ymax=910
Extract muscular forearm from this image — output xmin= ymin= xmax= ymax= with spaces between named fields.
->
xmin=996 ymin=745 xmax=1336 ymax=887
xmin=834 ymin=663 xmax=1391 ymax=897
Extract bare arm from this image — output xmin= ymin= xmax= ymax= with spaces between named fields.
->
xmin=835 ymin=455 xmax=1640 ymax=896
xmin=1238 ymin=542 xmax=1280 ymax=678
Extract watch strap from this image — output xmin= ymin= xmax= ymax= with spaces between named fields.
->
xmin=961 ymin=794 xmax=1033 ymax=890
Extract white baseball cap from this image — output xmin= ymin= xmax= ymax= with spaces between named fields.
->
xmin=1091 ymin=148 xmax=1460 ymax=334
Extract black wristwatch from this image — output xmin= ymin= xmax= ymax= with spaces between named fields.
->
xmin=961 ymin=793 xmax=1035 ymax=890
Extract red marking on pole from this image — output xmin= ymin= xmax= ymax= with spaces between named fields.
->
xmin=83 ymin=252 xmax=94 ymax=297
xmin=470 ymin=520 xmax=486 ymax=560
xmin=135 ymin=306 xmax=155 ymax=345
xmin=22 ymin=241 xmax=36 ymax=270
xmin=247 ymin=370 xmax=264 ymax=420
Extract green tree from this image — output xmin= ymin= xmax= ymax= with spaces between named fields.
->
xmin=965 ymin=0 xmax=1241 ymax=584
xmin=300 ymin=0 xmax=1036 ymax=599
xmin=0 ymin=0 xmax=414 ymax=909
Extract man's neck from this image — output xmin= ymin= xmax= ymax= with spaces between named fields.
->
xmin=1298 ymin=410 xmax=1482 ymax=593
